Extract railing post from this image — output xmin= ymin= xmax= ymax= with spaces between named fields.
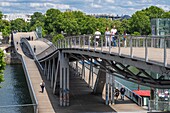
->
xmin=83 ymin=35 xmax=85 ymax=49
xmin=67 ymin=38 xmax=69 ymax=48
xmin=130 ymin=36 xmax=133 ymax=58
xmin=109 ymin=36 xmax=111 ymax=54
xmin=79 ymin=36 xmax=80 ymax=48
xmin=94 ymin=35 xmax=96 ymax=51
xmin=88 ymin=36 xmax=91 ymax=50
xmin=64 ymin=39 xmax=67 ymax=48
xmin=151 ymin=38 xmax=153 ymax=47
xmin=145 ymin=36 xmax=148 ymax=62
xmin=118 ymin=37 xmax=121 ymax=56
xmin=101 ymin=35 xmax=103 ymax=52
xmin=143 ymin=37 xmax=145 ymax=47
xmin=164 ymin=37 xmax=167 ymax=67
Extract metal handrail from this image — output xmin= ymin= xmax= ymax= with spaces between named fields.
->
xmin=58 ymin=34 xmax=170 ymax=68
xmin=21 ymin=56 xmax=38 ymax=113
xmin=114 ymin=80 xmax=143 ymax=106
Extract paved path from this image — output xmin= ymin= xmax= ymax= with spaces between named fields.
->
xmin=13 ymin=32 xmax=55 ymax=113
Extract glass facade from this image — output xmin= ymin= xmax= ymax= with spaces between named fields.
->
xmin=151 ymin=18 xmax=170 ymax=48
xmin=151 ymin=18 xmax=170 ymax=35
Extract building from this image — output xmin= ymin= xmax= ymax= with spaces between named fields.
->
xmin=88 ymin=14 xmax=131 ymax=20
xmin=2 ymin=14 xmax=32 ymax=22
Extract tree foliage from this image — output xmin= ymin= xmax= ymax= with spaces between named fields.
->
xmin=11 ymin=18 xmax=28 ymax=32
xmin=0 ymin=49 xmax=6 ymax=85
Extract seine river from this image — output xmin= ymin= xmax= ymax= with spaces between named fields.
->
xmin=0 ymin=65 xmax=33 ymax=113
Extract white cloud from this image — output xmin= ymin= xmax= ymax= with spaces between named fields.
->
xmin=156 ymin=4 xmax=170 ymax=11
xmin=91 ymin=4 xmax=102 ymax=8
xmin=30 ymin=3 xmax=70 ymax=10
xmin=105 ymin=0 xmax=115 ymax=3
xmin=0 ymin=2 xmax=11 ymax=6
xmin=127 ymin=1 xmax=133 ymax=5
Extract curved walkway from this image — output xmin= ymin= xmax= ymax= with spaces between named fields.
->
xmin=13 ymin=32 xmax=55 ymax=113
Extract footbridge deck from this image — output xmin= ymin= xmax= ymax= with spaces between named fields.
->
xmin=13 ymin=32 xmax=55 ymax=113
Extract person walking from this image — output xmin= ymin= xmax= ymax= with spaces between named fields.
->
xmin=94 ymin=28 xmax=101 ymax=47
xmin=115 ymin=87 xmax=119 ymax=100
xmin=105 ymin=27 xmax=111 ymax=48
xmin=40 ymin=80 xmax=45 ymax=93
xmin=122 ymin=31 xmax=127 ymax=47
xmin=110 ymin=25 xmax=117 ymax=47
xmin=120 ymin=86 xmax=126 ymax=100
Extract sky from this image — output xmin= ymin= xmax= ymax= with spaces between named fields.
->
xmin=0 ymin=0 xmax=170 ymax=16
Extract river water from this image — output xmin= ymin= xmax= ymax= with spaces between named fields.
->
xmin=0 ymin=65 xmax=33 ymax=113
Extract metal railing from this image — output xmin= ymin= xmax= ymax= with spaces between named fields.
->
xmin=148 ymin=100 xmax=170 ymax=112
xmin=0 ymin=104 xmax=36 ymax=113
xmin=69 ymin=61 xmax=143 ymax=106
xmin=115 ymin=80 xmax=143 ymax=106
xmin=56 ymin=35 xmax=170 ymax=68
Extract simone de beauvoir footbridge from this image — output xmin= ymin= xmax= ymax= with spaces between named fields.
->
xmin=12 ymin=32 xmax=170 ymax=112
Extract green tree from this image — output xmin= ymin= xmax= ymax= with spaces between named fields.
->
xmin=0 ymin=49 xmax=6 ymax=86
xmin=52 ymin=34 xmax=64 ymax=45
xmin=30 ymin=12 xmax=45 ymax=26
xmin=144 ymin=6 xmax=165 ymax=19
xmin=0 ymin=11 xmax=3 ymax=20
xmin=130 ymin=11 xmax=150 ymax=35
xmin=11 ymin=18 xmax=28 ymax=32
xmin=162 ymin=11 xmax=170 ymax=18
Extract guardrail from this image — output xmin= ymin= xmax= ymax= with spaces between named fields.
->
xmin=56 ymin=35 xmax=170 ymax=67
xmin=148 ymin=100 xmax=170 ymax=112
xmin=21 ymin=56 xmax=38 ymax=113
xmin=69 ymin=61 xmax=143 ymax=106
xmin=114 ymin=80 xmax=142 ymax=106
xmin=0 ymin=104 xmax=36 ymax=113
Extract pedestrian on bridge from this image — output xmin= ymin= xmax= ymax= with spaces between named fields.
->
xmin=40 ymin=81 xmax=45 ymax=93
xmin=120 ymin=86 xmax=126 ymax=101
xmin=115 ymin=87 xmax=119 ymax=100
xmin=94 ymin=28 xmax=101 ymax=47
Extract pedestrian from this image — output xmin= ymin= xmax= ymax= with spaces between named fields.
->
xmin=105 ymin=27 xmax=111 ymax=48
xmin=40 ymin=80 xmax=45 ymax=93
xmin=110 ymin=25 xmax=117 ymax=47
xmin=120 ymin=86 xmax=126 ymax=100
xmin=94 ymin=28 xmax=101 ymax=47
xmin=115 ymin=87 xmax=119 ymax=100
xmin=122 ymin=31 xmax=127 ymax=47
xmin=33 ymin=45 xmax=36 ymax=53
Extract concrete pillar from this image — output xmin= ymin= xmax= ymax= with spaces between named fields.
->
xmin=111 ymin=75 xmax=115 ymax=105
xmin=105 ymin=73 xmax=109 ymax=105
xmin=66 ymin=65 xmax=70 ymax=106
xmin=44 ymin=61 xmax=47 ymax=76
xmin=59 ymin=53 xmax=69 ymax=106
xmin=53 ymin=56 xmax=60 ymax=94
xmin=51 ymin=58 xmax=55 ymax=88
xmin=82 ymin=60 xmax=85 ymax=79
xmin=47 ymin=60 xmax=51 ymax=80
xmin=89 ymin=60 xmax=92 ymax=87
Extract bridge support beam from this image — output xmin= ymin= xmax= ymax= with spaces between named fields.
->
xmin=51 ymin=58 xmax=55 ymax=88
xmin=47 ymin=60 xmax=51 ymax=80
xmin=106 ymin=73 xmax=115 ymax=105
xmin=44 ymin=61 xmax=47 ymax=76
xmin=60 ymin=53 xmax=69 ymax=107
